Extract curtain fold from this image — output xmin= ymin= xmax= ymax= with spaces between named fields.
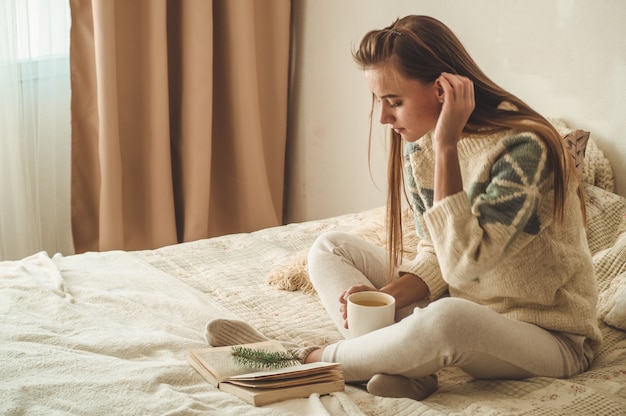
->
xmin=70 ymin=0 xmax=291 ymax=253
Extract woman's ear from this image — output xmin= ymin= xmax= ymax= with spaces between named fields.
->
xmin=435 ymin=80 xmax=444 ymax=103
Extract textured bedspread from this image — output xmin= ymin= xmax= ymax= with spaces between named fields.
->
xmin=3 ymin=200 xmax=625 ymax=415
xmin=144 ymin=205 xmax=626 ymax=416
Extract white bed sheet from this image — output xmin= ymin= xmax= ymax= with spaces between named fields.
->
xmin=3 ymin=201 xmax=625 ymax=415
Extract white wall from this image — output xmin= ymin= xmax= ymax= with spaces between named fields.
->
xmin=286 ymin=0 xmax=626 ymax=223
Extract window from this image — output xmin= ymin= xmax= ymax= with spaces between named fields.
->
xmin=0 ymin=0 xmax=74 ymax=260
xmin=2 ymin=0 xmax=71 ymax=62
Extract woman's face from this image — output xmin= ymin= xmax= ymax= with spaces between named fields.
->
xmin=365 ymin=64 xmax=441 ymax=142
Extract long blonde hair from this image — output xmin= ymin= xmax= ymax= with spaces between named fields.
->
xmin=353 ymin=16 xmax=584 ymax=280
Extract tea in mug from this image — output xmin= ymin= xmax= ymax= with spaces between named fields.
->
xmin=353 ymin=299 xmax=387 ymax=307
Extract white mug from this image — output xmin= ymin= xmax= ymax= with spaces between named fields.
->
xmin=347 ymin=291 xmax=396 ymax=338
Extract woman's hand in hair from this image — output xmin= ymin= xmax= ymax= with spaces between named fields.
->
xmin=433 ymin=72 xmax=475 ymax=150
xmin=432 ymin=73 xmax=473 ymax=201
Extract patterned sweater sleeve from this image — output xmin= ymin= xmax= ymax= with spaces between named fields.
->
xmin=424 ymin=133 xmax=554 ymax=291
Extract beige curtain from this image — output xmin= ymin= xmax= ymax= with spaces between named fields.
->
xmin=70 ymin=0 xmax=291 ymax=253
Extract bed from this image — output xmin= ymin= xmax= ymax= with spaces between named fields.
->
xmin=2 ymin=127 xmax=626 ymax=415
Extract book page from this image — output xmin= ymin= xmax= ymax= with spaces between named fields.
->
xmin=226 ymin=362 xmax=341 ymax=381
xmin=190 ymin=340 xmax=287 ymax=381
xmin=226 ymin=369 xmax=343 ymax=389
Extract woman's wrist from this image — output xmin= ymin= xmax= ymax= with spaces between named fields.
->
xmin=380 ymin=273 xmax=429 ymax=309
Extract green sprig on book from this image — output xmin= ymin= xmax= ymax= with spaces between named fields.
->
xmin=230 ymin=346 xmax=300 ymax=369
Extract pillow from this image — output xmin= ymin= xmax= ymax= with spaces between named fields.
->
xmin=562 ymin=130 xmax=590 ymax=177
xmin=548 ymin=118 xmax=590 ymax=178
xmin=604 ymin=277 xmax=626 ymax=330
xmin=595 ymin=231 xmax=626 ymax=330
xmin=584 ymin=183 xmax=626 ymax=255
xmin=582 ymin=139 xmax=615 ymax=192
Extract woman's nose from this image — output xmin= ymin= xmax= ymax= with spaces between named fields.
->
xmin=379 ymin=106 xmax=394 ymax=125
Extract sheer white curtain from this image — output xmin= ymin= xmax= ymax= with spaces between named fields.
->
xmin=0 ymin=0 xmax=73 ymax=260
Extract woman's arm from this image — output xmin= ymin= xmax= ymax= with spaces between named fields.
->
xmin=433 ymin=72 xmax=474 ymax=202
xmin=380 ymin=273 xmax=429 ymax=309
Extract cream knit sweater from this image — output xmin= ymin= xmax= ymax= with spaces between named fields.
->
xmin=399 ymin=129 xmax=602 ymax=345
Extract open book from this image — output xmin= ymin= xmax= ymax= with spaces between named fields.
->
xmin=187 ymin=340 xmax=344 ymax=406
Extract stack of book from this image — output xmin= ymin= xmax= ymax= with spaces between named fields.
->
xmin=187 ymin=340 xmax=344 ymax=406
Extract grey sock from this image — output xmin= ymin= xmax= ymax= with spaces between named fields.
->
xmin=205 ymin=318 xmax=319 ymax=363
xmin=205 ymin=318 xmax=269 ymax=347
xmin=366 ymin=373 xmax=438 ymax=401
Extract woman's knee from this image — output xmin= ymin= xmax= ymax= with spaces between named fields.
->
xmin=308 ymin=231 xmax=388 ymax=289
xmin=308 ymin=231 xmax=368 ymax=266
xmin=309 ymin=231 xmax=347 ymax=256
xmin=309 ymin=231 xmax=345 ymax=269
xmin=308 ymin=231 xmax=349 ymax=284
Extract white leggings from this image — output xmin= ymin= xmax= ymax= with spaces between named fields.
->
xmin=308 ymin=231 xmax=593 ymax=383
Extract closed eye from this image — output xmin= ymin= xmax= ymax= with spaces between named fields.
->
xmin=375 ymin=93 xmax=402 ymax=108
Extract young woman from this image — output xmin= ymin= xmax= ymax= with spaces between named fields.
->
xmin=207 ymin=15 xmax=601 ymax=401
